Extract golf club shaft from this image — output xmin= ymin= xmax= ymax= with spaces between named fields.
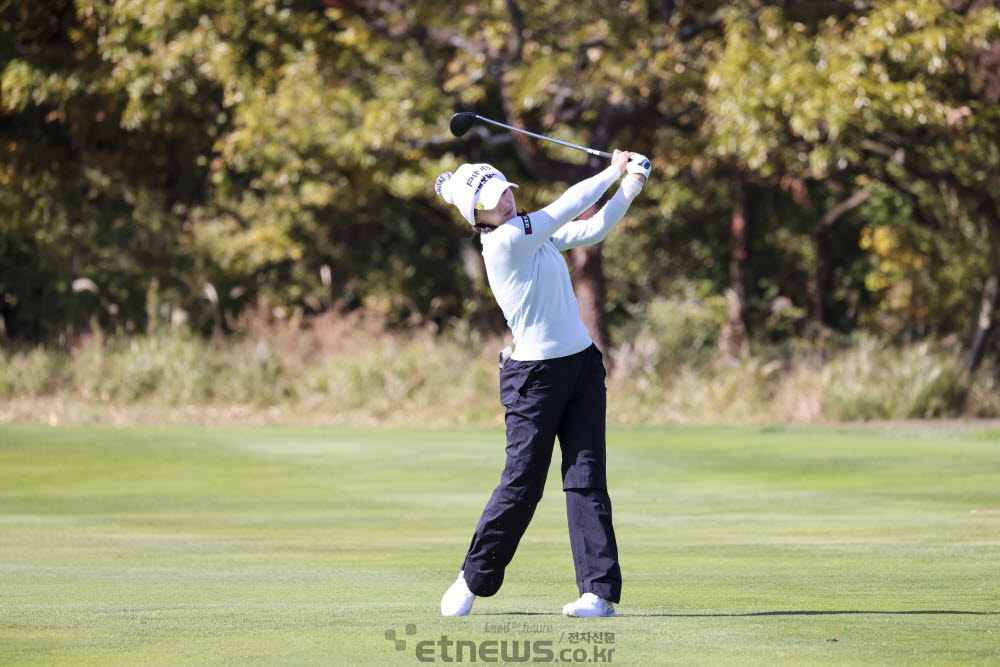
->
xmin=472 ymin=114 xmax=612 ymax=159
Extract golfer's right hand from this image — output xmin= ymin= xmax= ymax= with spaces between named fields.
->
xmin=627 ymin=154 xmax=651 ymax=182
xmin=611 ymin=149 xmax=632 ymax=176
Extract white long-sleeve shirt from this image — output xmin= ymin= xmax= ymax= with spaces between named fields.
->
xmin=481 ymin=165 xmax=643 ymax=360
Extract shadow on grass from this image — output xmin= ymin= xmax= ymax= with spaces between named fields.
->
xmin=626 ymin=610 xmax=999 ymax=617
xmin=481 ymin=610 xmax=998 ymax=617
xmin=481 ymin=612 xmax=551 ymax=616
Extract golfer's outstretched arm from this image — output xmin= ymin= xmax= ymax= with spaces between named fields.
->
xmin=550 ymin=177 xmax=644 ymax=250
xmin=494 ymin=165 xmax=622 ymax=256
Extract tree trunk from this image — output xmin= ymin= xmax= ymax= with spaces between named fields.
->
xmin=568 ymin=205 xmax=613 ymax=369
xmin=809 ymin=227 xmax=832 ymax=332
xmin=460 ymin=237 xmax=499 ymax=334
xmin=722 ymin=177 xmax=754 ymax=358
xmin=809 ymin=187 xmax=872 ymax=333
xmin=966 ymin=200 xmax=1000 ymax=375
xmin=965 ymin=263 xmax=1000 ymax=375
xmin=569 ymin=244 xmax=612 ymax=362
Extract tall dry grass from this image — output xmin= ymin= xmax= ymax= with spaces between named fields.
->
xmin=1 ymin=305 xmax=997 ymax=426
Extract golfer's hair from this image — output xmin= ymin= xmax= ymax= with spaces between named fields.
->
xmin=472 ymin=208 xmax=527 ymax=236
xmin=470 ymin=220 xmax=493 ymax=235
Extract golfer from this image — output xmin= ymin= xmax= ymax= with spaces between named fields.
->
xmin=435 ymin=150 xmax=649 ymax=617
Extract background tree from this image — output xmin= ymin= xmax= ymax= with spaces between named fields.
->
xmin=2 ymin=0 xmax=1000 ymax=379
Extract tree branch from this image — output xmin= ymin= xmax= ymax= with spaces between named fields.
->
xmin=678 ymin=16 xmax=723 ymax=42
xmin=347 ymin=1 xmax=494 ymax=59
xmin=503 ymin=0 xmax=525 ymax=64
xmin=819 ymin=186 xmax=872 ymax=228
xmin=659 ymin=0 xmax=676 ymax=24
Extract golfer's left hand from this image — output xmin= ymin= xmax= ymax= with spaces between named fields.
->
xmin=611 ymin=149 xmax=632 ymax=176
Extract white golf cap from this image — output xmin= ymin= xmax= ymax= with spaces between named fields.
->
xmin=434 ymin=163 xmax=519 ymax=226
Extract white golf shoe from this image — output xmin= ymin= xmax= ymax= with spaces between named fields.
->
xmin=562 ymin=592 xmax=616 ymax=617
xmin=440 ymin=571 xmax=476 ymax=616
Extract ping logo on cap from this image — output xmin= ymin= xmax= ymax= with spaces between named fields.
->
xmin=465 ymin=165 xmax=493 ymax=187
xmin=473 ymin=172 xmax=497 ymax=198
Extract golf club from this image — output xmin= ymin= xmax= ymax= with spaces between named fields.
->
xmin=450 ymin=112 xmax=613 ymax=159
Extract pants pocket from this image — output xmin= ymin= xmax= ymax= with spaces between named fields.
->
xmin=499 ymin=363 xmax=534 ymax=409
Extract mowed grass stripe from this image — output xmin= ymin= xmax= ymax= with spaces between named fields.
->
xmin=1 ymin=425 xmax=998 ymax=665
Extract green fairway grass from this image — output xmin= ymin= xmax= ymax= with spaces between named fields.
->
xmin=1 ymin=424 xmax=998 ymax=665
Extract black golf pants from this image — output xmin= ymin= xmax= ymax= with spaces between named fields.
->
xmin=461 ymin=344 xmax=622 ymax=603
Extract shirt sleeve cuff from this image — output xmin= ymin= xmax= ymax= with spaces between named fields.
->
xmin=621 ymin=175 xmax=644 ymax=201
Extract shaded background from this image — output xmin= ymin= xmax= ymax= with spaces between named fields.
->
xmin=2 ymin=0 xmax=1000 ymax=413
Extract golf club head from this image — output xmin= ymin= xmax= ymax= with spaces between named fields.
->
xmin=450 ymin=112 xmax=477 ymax=137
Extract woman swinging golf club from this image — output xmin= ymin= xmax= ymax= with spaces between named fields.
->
xmin=435 ymin=148 xmax=650 ymax=617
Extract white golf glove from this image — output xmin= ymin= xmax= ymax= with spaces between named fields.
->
xmin=626 ymin=154 xmax=651 ymax=180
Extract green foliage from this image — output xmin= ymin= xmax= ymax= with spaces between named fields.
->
xmin=705 ymin=0 xmax=1000 ymax=341
xmin=2 ymin=0 xmax=1000 ymax=375
xmin=856 ymin=183 xmax=989 ymax=337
